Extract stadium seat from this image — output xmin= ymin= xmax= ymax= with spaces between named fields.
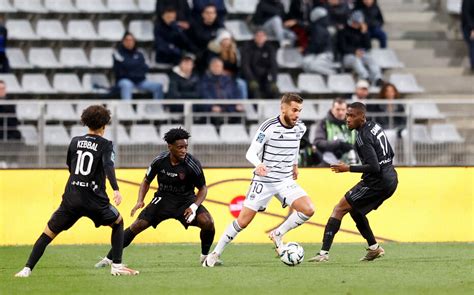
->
xmin=369 ymin=48 xmax=404 ymax=69
xmin=224 ymin=20 xmax=253 ymax=41
xmin=90 ymin=48 xmax=114 ymax=68
xmin=76 ymin=0 xmax=108 ymax=13
xmin=22 ymin=74 xmax=57 ymax=94
xmin=82 ymin=73 xmax=111 ymax=94
xmin=17 ymin=125 xmax=38 ymax=145
xmin=67 ymin=20 xmax=100 ymax=40
xmin=59 ymin=48 xmax=90 ymax=68
xmin=328 ymin=74 xmax=355 ymax=93
xmin=75 ymin=102 xmax=97 ymax=117
xmin=29 ymin=48 xmax=63 ymax=69
xmin=277 ymin=73 xmax=300 ymax=93
xmin=389 ymin=74 xmax=424 ymax=93
xmin=262 ymin=102 xmax=280 ymax=118
xmin=297 ymin=73 xmax=332 ymax=94
xmin=6 ymin=48 xmax=32 ymax=69
xmin=105 ymin=124 xmax=132 ymax=145
xmin=44 ymin=0 xmax=78 ymax=13
xmin=147 ymin=73 xmax=170 ymax=93
xmin=430 ymin=123 xmax=464 ymax=143
xmin=249 ymin=124 xmax=259 ymax=138
xmin=191 ymin=125 xmax=220 ymax=144
xmin=277 ymin=48 xmax=304 ymax=68
xmin=299 ymin=103 xmax=319 ymax=122
xmin=137 ymin=0 xmax=155 ymax=13
xmin=106 ymin=0 xmax=139 ymax=13
xmin=129 ymin=20 xmax=154 ymax=42
xmin=98 ymin=20 xmax=126 ymax=41
xmin=70 ymin=125 xmax=88 ymax=138
xmin=402 ymin=124 xmax=432 ymax=144
xmin=136 ymin=103 xmax=175 ymax=121
xmin=447 ymin=0 xmax=462 ymax=14
xmin=159 ymin=124 xmax=182 ymax=138
xmin=219 ymin=124 xmax=250 ymax=143
xmin=316 ymin=100 xmax=333 ymax=119
xmin=0 ymin=74 xmax=24 ymax=93
xmin=6 ymin=20 xmax=40 ymax=40
xmin=45 ymin=103 xmax=77 ymax=121
xmin=244 ymin=104 xmax=259 ymax=121
xmin=14 ymin=0 xmax=47 ymax=13
xmin=44 ymin=125 xmax=70 ymax=145
xmin=130 ymin=124 xmax=160 ymax=144
xmin=53 ymin=74 xmax=86 ymax=94
xmin=228 ymin=0 xmax=258 ymax=14
xmin=411 ymin=103 xmax=445 ymax=119
xmin=0 ymin=0 xmax=17 ymax=12
xmin=16 ymin=103 xmax=41 ymax=121
xmin=113 ymin=104 xmax=141 ymax=121
xmin=308 ymin=123 xmax=317 ymax=143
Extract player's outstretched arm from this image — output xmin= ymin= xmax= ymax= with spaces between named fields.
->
xmin=131 ymin=177 xmax=149 ymax=217
xmin=184 ymin=185 xmax=207 ymax=223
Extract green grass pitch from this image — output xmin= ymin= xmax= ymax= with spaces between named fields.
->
xmin=1 ymin=243 xmax=473 ymax=294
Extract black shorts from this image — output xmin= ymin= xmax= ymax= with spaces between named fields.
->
xmin=47 ymin=191 xmax=120 ymax=234
xmin=138 ymin=195 xmax=209 ymax=229
xmin=345 ymin=179 xmax=398 ymax=216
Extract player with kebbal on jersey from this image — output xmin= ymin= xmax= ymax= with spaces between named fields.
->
xmin=203 ymin=93 xmax=315 ymax=267
xmin=95 ymin=127 xmax=217 ymax=267
xmin=308 ymin=102 xmax=398 ymax=263
xmin=15 ymin=105 xmax=138 ymax=277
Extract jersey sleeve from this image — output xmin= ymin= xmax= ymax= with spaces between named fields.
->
xmin=349 ymin=133 xmax=380 ymax=173
xmin=246 ymin=122 xmax=273 ymax=167
xmin=102 ymin=141 xmax=119 ymax=190
xmin=188 ymin=157 xmax=206 ymax=189
xmin=144 ymin=157 xmax=160 ymax=183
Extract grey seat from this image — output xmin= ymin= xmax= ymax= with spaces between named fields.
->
xmin=277 ymin=48 xmax=303 ymax=68
xmin=36 ymin=20 xmax=70 ymax=40
xmin=159 ymin=124 xmax=182 ymax=138
xmin=389 ymin=74 xmax=424 ymax=93
xmin=244 ymin=104 xmax=259 ymax=121
xmin=137 ymin=0 xmax=155 ymax=13
xmin=220 ymin=124 xmax=250 ymax=144
xmin=228 ymin=0 xmax=258 ymax=14
xmin=16 ymin=104 xmax=41 ymax=121
xmin=411 ymin=103 xmax=445 ymax=119
xmin=130 ymin=124 xmax=160 ymax=144
xmin=0 ymin=0 xmax=17 ymax=12
xmin=22 ymin=74 xmax=57 ymax=94
xmin=224 ymin=20 xmax=253 ymax=41
xmin=191 ymin=125 xmax=220 ymax=144
xmin=29 ymin=48 xmax=62 ymax=68
xmin=53 ymin=74 xmax=86 ymax=93
xmin=17 ymin=125 xmax=38 ymax=145
xmin=277 ymin=73 xmax=299 ymax=93
xmin=76 ymin=0 xmax=108 ymax=13
xmin=297 ymin=73 xmax=332 ymax=94
xmin=6 ymin=48 xmax=32 ymax=69
xmin=249 ymin=124 xmax=259 ymax=138
xmin=98 ymin=20 xmax=125 ymax=41
xmin=44 ymin=125 xmax=70 ymax=145
xmin=44 ymin=0 xmax=79 ymax=13
xmin=60 ymin=48 xmax=90 ymax=68
xmin=106 ymin=0 xmax=139 ymax=13
xmin=45 ymin=103 xmax=77 ymax=121
xmin=129 ymin=20 xmax=154 ymax=42
xmin=0 ymin=73 xmax=24 ymax=93
xmin=328 ymin=74 xmax=355 ymax=93
xmin=316 ymin=100 xmax=333 ymax=120
xmin=67 ymin=20 xmax=100 ymax=40
xmin=263 ymin=102 xmax=280 ymax=119
xmin=136 ymin=103 xmax=174 ymax=121
xmin=14 ymin=0 xmax=47 ymax=13
xmin=90 ymin=48 xmax=114 ymax=68
xmin=82 ymin=73 xmax=111 ymax=94
xmin=431 ymin=123 xmax=464 ymax=143
xmin=369 ymin=48 xmax=404 ymax=69
xmin=104 ymin=124 xmax=132 ymax=145
xmin=113 ymin=104 xmax=141 ymax=121
xmin=402 ymin=124 xmax=432 ymax=144
xmin=447 ymin=0 xmax=461 ymax=14
xmin=70 ymin=125 xmax=88 ymax=138
xmin=6 ymin=20 xmax=40 ymax=40
xmin=299 ymin=103 xmax=319 ymax=122
xmin=146 ymin=73 xmax=170 ymax=93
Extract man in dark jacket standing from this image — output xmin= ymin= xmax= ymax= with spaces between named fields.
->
xmin=462 ymin=0 xmax=474 ymax=72
xmin=114 ymin=32 xmax=163 ymax=100
xmin=356 ymin=0 xmax=386 ymax=48
xmin=314 ymin=98 xmax=356 ymax=166
xmin=242 ymin=30 xmax=279 ymax=99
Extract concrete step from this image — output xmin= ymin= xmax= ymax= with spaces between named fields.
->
xmin=414 ymin=75 xmax=474 ymax=94
xmin=384 ymin=25 xmax=448 ymax=40
xmin=390 ymin=67 xmax=466 ymax=76
xmin=388 ymin=39 xmax=465 ymax=51
xmin=378 ymin=2 xmax=430 ymax=13
xmin=384 ymin=12 xmax=437 ymax=23
xmin=394 ymin=49 xmax=453 ymax=67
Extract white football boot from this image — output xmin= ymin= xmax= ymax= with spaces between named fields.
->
xmin=202 ymin=252 xmax=220 ymax=267
xmin=200 ymin=254 xmax=223 ymax=266
xmin=111 ymin=263 xmax=139 ymax=276
xmin=308 ymin=253 xmax=329 ymax=262
xmin=95 ymin=257 xmax=112 ymax=268
xmin=15 ymin=267 xmax=32 ymax=278
xmin=268 ymin=230 xmax=284 ymax=255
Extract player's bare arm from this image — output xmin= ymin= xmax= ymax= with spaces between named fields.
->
xmin=293 ymin=164 xmax=299 ymax=179
xmin=330 ymin=162 xmax=350 ymax=173
xmin=184 ymin=185 xmax=207 ymax=223
xmin=131 ymin=177 xmax=150 ymax=217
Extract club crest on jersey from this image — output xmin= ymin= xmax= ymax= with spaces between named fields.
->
xmin=256 ymin=132 xmax=265 ymax=143
xmin=179 ymin=172 xmax=186 ymax=180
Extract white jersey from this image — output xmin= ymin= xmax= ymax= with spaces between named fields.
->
xmin=246 ymin=116 xmax=306 ymax=183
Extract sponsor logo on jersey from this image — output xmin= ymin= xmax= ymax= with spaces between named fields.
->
xmin=370 ymin=124 xmax=382 ymax=136
xmin=256 ymin=132 xmax=265 ymax=143
xmin=160 ymin=169 xmax=178 ymax=177
xmin=71 ymin=180 xmax=89 ymax=187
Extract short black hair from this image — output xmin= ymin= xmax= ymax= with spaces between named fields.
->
xmin=163 ymin=127 xmax=190 ymax=144
xmin=348 ymin=102 xmax=367 ymax=113
xmin=80 ymin=105 xmax=111 ymax=130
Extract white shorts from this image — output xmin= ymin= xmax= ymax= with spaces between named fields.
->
xmin=243 ymin=179 xmax=308 ymax=212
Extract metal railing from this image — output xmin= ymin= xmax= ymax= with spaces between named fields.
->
xmin=0 ymin=99 xmax=473 ymax=168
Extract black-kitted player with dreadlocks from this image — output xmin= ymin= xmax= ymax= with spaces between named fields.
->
xmin=95 ymin=127 xmax=216 ymax=266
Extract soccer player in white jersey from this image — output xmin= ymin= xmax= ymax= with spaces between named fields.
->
xmin=203 ymin=93 xmax=315 ymax=267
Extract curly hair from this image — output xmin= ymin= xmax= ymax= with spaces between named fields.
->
xmin=80 ymin=105 xmax=111 ymax=130
xmin=163 ymin=127 xmax=191 ymax=144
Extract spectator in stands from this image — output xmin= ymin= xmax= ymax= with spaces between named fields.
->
xmin=284 ymin=0 xmax=319 ymax=50
xmin=339 ymin=11 xmax=383 ymax=86
xmin=154 ymin=7 xmax=197 ymax=65
xmin=168 ymin=54 xmax=200 ymax=99
xmin=242 ymin=30 xmax=279 ymax=99
xmin=0 ymin=17 xmax=9 ymax=73
xmin=462 ymin=0 xmax=474 ymax=72
xmin=314 ymin=98 xmax=356 ymax=166
xmin=0 ymin=80 xmax=21 ymax=141
xmin=113 ymin=32 xmax=164 ymax=100
xmin=325 ymin=0 xmax=351 ymax=33
xmin=351 ymin=79 xmax=369 ymax=102
xmin=156 ymin=0 xmax=192 ymax=30
xmin=253 ymin=0 xmax=296 ymax=47
xmin=192 ymin=0 xmax=227 ymax=25
xmin=189 ymin=4 xmax=223 ymax=51
xmin=207 ymin=29 xmax=248 ymax=99
xmin=356 ymin=0 xmax=387 ymax=48
xmin=303 ymin=7 xmax=337 ymax=75
xmin=376 ymin=83 xmax=406 ymax=130
xmin=198 ymin=57 xmax=242 ymax=113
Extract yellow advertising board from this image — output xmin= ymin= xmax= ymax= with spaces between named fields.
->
xmin=0 ymin=167 xmax=472 ymax=245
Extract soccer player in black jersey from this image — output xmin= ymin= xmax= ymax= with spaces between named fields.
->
xmin=95 ymin=127 xmax=216 ymax=267
xmin=309 ymin=102 xmax=398 ymax=262
xmin=15 ymin=105 xmax=138 ymax=277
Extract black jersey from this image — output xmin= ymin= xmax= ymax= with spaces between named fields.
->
xmin=145 ymin=152 xmax=205 ymax=204
xmin=350 ymin=121 xmax=397 ymax=187
xmin=64 ymin=134 xmax=119 ymax=203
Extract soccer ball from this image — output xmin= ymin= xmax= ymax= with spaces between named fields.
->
xmin=279 ymin=242 xmax=304 ymax=266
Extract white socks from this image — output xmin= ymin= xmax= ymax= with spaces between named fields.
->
xmin=213 ymin=220 xmax=242 ymax=255
xmin=368 ymin=243 xmax=379 ymax=250
xmin=275 ymin=211 xmax=311 ymax=236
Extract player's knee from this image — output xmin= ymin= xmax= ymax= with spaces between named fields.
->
xmin=199 ymin=214 xmax=215 ymax=232
xmin=130 ymin=219 xmax=148 ymax=234
xmin=301 ymin=204 xmax=315 ymax=217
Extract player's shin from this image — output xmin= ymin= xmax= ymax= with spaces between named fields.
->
xmin=213 ymin=220 xmax=242 ymax=255
xmin=275 ymin=211 xmax=311 ymax=236
xmin=350 ymin=211 xmax=377 ymax=248
xmin=200 ymin=227 xmax=215 ymax=256
xmin=107 ymin=227 xmax=136 ymax=260
xmin=111 ymin=220 xmax=124 ymax=264
xmin=321 ymin=217 xmax=341 ymax=253
xmin=25 ymin=233 xmax=53 ymax=270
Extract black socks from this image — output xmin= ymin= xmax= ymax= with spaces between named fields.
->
xmin=110 ymin=221 xmax=124 ymax=264
xmin=350 ymin=211 xmax=377 ymax=246
xmin=321 ymin=217 xmax=341 ymax=252
xmin=26 ymin=233 xmax=53 ymax=270
xmin=107 ymin=227 xmax=136 ymax=261
xmin=200 ymin=227 xmax=215 ymax=255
